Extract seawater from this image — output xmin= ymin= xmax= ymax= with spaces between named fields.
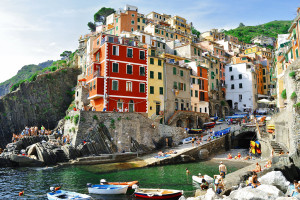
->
xmin=0 ymin=160 xmax=247 ymax=200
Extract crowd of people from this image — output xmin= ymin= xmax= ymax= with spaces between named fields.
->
xmin=10 ymin=126 xmax=70 ymax=146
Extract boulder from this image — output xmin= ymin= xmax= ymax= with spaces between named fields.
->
xmin=0 ymin=157 xmax=13 ymax=167
xmin=203 ymin=188 xmax=219 ymax=200
xmin=256 ymin=184 xmax=284 ymax=199
xmin=61 ymin=145 xmax=79 ymax=159
xmin=27 ymin=144 xmax=37 ymax=156
xmin=9 ymin=154 xmax=43 ymax=167
xmin=199 ymin=149 xmax=209 ymax=160
xmin=195 ymin=189 xmax=207 ymax=197
xmin=229 ymin=186 xmax=269 ymax=200
xmin=276 ymin=197 xmax=300 ymax=200
xmin=258 ymin=171 xmax=290 ymax=192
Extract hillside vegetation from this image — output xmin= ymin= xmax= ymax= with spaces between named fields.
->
xmin=224 ymin=20 xmax=292 ymax=44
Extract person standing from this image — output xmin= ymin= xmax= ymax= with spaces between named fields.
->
xmin=219 ymin=161 xmax=227 ymax=178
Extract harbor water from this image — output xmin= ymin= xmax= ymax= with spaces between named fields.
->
xmin=0 ymin=160 xmax=247 ymax=199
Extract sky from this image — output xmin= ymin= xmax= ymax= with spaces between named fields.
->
xmin=0 ymin=0 xmax=299 ymax=83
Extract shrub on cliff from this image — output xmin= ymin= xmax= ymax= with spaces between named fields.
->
xmin=74 ymin=114 xmax=79 ymax=125
xmin=291 ymin=92 xmax=297 ymax=99
xmin=289 ymin=71 xmax=296 ymax=78
xmin=281 ymin=89 xmax=287 ymax=99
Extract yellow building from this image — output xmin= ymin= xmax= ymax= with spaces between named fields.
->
xmin=147 ymin=47 xmax=165 ymax=119
xmin=166 ymin=15 xmax=191 ymax=35
xmin=137 ymin=13 xmax=147 ymax=31
xmin=244 ymin=46 xmax=261 ymax=54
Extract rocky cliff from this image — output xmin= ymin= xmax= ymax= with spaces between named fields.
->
xmin=0 ymin=67 xmax=80 ymax=148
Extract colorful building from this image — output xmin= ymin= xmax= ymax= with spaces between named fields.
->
xmin=87 ymin=33 xmax=148 ymax=112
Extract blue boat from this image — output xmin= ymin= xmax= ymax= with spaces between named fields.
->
xmin=87 ymin=184 xmax=128 ymax=194
xmin=182 ymin=137 xmax=193 ymax=144
xmin=47 ymin=189 xmax=91 ymax=200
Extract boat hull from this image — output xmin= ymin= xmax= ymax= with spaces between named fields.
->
xmin=47 ymin=190 xmax=91 ymax=200
xmin=134 ymin=189 xmax=182 ymax=200
xmin=88 ymin=185 xmax=128 ymax=195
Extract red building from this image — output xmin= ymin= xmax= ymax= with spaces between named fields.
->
xmin=86 ymin=34 xmax=148 ymax=112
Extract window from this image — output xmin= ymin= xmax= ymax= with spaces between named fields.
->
xmin=150 ymin=71 xmax=154 ymax=79
xmin=127 ymin=65 xmax=133 ymax=74
xmin=205 ymin=107 xmax=207 ymax=113
xmin=173 ymin=82 xmax=178 ymax=89
xmin=140 ymin=50 xmax=145 ymax=60
xmin=142 ymin=19 xmax=145 ymax=23
xmin=239 ymin=74 xmax=242 ymax=79
xmin=200 ymin=92 xmax=205 ymax=101
xmin=157 ymin=42 xmax=160 ymax=47
xmin=195 ymin=90 xmax=198 ymax=97
xmin=137 ymin=18 xmax=140 ymax=22
xmin=231 ymin=84 xmax=234 ymax=89
xmin=97 ymin=39 xmax=99 ymax=45
xmin=263 ymin=69 xmax=266 ymax=75
xmin=173 ymin=67 xmax=177 ymax=75
xmin=151 ymin=50 xmax=155 ymax=56
xmin=163 ymin=44 xmax=165 ymax=49
xmin=184 ymin=83 xmax=186 ymax=91
xmin=116 ymin=26 xmax=118 ymax=31
xmin=131 ymin=28 xmax=134 ymax=32
xmin=150 ymin=58 xmax=154 ymax=64
xmin=174 ymin=50 xmax=177 ymax=55
xmin=263 ymin=77 xmax=266 ymax=83
xmin=93 ymin=80 xmax=96 ymax=89
xmin=198 ymin=79 xmax=201 ymax=85
xmin=229 ymin=67 xmax=232 ymax=72
xmin=216 ymin=69 xmax=218 ymax=74
xmin=239 ymin=94 xmax=242 ymax=101
xmin=161 ymin=30 xmax=164 ymax=35
xmin=166 ymin=32 xmax=169 ymax=37
xmin=96 ymin=52 xmax=100 ymax=61
xmin=191 ymin=90 xmax=193 ymax=97
xmin=112 ymin=46 xmax=119 ymax=56
xmin=231 ymin=75 xmax=234 ymax=80
xmin=108 ymin=37 xmax=114 ymax=43
xmin=126 ymin=82 xmax=132 ymax=92
xmin=112 ymin=63 xmax=119 ymax=73
xmin=112 ymin=80 xmax=118 ymax=90
xmin=180 ymin=70 xmax=183 ymax=77
xmin=239 ymin=83 xmax=243 ymax=88
xmin=140 ymin=83 xmax=145 ymax=93
xmin=150 ymin=86 xmax=154 ymax=94
xmin=264 ymin=85 xmax=266 ymax=89
xmin=194 ymin=48 xmax=197 ymax=55
xmin=132 ymin=14 xmax=135 ymax=17
xmin=137 ymin=25 xmax=140 ymax=30
xmin=127 ymin=48 xmax=133 ymax=58
xmin=159 ymin=87 xmax=163 ymax=95
xmin=158 ymin=72 xmax=162 ymax=80
xmin=200 ymin=68 xmax=202 ymax=77
xmin=140 ymin=66 xmax=145 ymax=76
xmin=131 ymin=20 xmax=135 ymax=25
xmin=192 ymin=78 xmax=195 ymax=84
xmin=158 ymin=59 xmax=162 ymax=66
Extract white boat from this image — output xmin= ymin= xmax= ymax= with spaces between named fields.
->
xmin=87 ymin=184 xmax=128 ymax=194
xmin=182 ymin=137 xmax=193 ymax=144
xmin=47 ymin=189 xmax=91 ymax=200
xmin=192 ymin=175 xmax=214 ymax=184
xmin=134 ymin=188 xmax=183 ymax=199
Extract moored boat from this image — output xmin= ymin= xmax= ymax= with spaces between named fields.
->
xmin=47 ymin=188 xmax=91 ymax=200
xmin=134 ymin=188 xmax=183 ymax=199
xmin=100 ymin=179 xmax=138 ymax=194
xmin=87 ymin=184 xmax=128 ymax=195
xmin=203 ymin=122 xmax=215 ymax=129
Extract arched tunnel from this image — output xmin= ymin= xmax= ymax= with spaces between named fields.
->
xmin=232 ymin=131 xmax=257 ymax=149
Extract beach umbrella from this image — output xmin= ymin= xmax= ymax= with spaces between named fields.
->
xmin=257 ymin=99 xmax=271 ymax=104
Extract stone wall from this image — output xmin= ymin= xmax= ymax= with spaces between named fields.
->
xmin=0 ymin=68 xmax=80 ymax=148
xmin=267 ymin=58 xmax=300 ymax=154
xmin=63 ymin=111 xmax=187 ymax=153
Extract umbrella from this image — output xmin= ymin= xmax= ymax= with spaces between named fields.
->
xmin=257 ymin=99 xmax=271 ymax=104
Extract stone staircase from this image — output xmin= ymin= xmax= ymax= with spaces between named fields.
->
xmin=271 ymin=141 xmax=285 ymax=154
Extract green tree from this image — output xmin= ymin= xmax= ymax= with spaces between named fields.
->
xmin=87 ymin=22 xmax=96 ymax=32
xmin=94 ymin=7 xmax=115 ymax=24
xmin=60 ymin=51 xmax=72 ymax=60
xmin=239 ymin=23 xmax=245 ymax=28
xmin=191 ymin=26 xmax=200 ymax=38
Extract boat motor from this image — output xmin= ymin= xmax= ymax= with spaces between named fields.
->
xmin=87 ymin=183 xmax=92 ymax=188
xmin=50 ymin=187 xmax=55 ymax=192
xmin=100 ymin=179 xmax=107 ymax=185
xmin=132 ymin=184 xmax=139 ymax=190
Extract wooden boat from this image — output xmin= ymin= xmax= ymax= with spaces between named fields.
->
xmin=100 ymin=179 xmax=138 ymax=194
xmin=203 ymin=122 xmax=215 ymax=129
xmin=134 ymin=188 xmax=183 ymax=199
xmin=192 ymin=175 xmax=214 ymax=184
xmin=188 ymin=129 xmax=204 ymax=134
xmin=47 ymin=189 xmax=91 ymax=200
xmin=87 ymin=184 xmax=128 ymax=195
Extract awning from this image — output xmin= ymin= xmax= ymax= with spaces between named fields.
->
xmin=257 ymin=99 xmax=271 ymax=104
xmin=78 ymin=78 xmax=87 ymax=82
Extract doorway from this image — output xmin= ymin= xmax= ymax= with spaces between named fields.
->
xmin=156 ymin=103 xmax=160 ymax=115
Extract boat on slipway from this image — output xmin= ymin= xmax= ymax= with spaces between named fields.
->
xmin=134 ymin=188 xmax=183 ymax=199
xmin=192 ymin=174 xmax=214 ymax=184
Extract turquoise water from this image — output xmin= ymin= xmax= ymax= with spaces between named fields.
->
xmin=0 ymin=160 xmax=246 ymax=199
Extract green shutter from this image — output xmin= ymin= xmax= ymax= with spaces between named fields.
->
xmin=150 ymin=71 xmax=154 ymax=79
xmin=159 ymin=87 xmax=163 ymax=95
xmin=174 ymin=82 xmax=177 ymax=89
xmin=184 ymin=83 xmax=186 ymax=91
xmin=173 ymin=67 xmax=176 ymax=75
xmin=150 ymin=58 xmax=154 ymax=64
xmin=180 ymin=70 xmax=183 ymax=76
xmin=150 ymin=86 xmax=154 ymax=94
xmin=158 ymin=72 xmax=162 ymax=80
xmin=158 ymin=59 xmax=162 ymax=66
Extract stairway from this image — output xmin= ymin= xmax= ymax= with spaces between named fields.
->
xmin=270 ymin=141 xmax=285 ymax=154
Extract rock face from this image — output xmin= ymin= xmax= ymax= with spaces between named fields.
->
xmin=229 ymin=186 xmax=269 ymax=200
xmin=258 ymin=171 xmax=290 ymax=193
xmin=0 ymin=68 xmax=80 ymax=148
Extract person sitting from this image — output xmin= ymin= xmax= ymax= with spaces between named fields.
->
xmin=252 ymin=162 xmax=261 ymax=173
xmin=244 ymin=155 xmax=251 ymax=160
xmin=237 ymin=152 xmax=241 ymax=159
xmin=158 ymin=151 xmax=163 ymax=157
xmin=264 ymin=160 xmax=272 ymax=168
xmin=200 ymin=178 xmax=209 ymax=190
xmin=215 ymin=176 xmax=224 ymax=194
xmin=279 ymin=150 xmax=285 ymax=156
xmin=251 ymin=172 xmax=261 ymax=188
xmin=227 ymin=153 xmax=232 ymax=159
xmin=247 ymin=173 xmax=253 ymax=186
xmin=293 ymin=180 xmax=300 ymax=194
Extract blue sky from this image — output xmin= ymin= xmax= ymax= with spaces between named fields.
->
xmin=0 ymin=0 xmax=299 ymax=83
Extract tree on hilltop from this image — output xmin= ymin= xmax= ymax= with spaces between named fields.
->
xmin=94 ymin=7 xmax=115 ymax=24
xmin=60 ymin=51 xmax=72 ymax=60
xmin=238 ymin=23 xmax=245 ymax=28
xmin=87 ymin=22 xmax=96 ymax=32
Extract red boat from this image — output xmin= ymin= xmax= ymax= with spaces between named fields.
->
xmin=134 ymin=188 xmax=183 ymax=199
xmin=203 ymin=122 xmax=216 ymax=129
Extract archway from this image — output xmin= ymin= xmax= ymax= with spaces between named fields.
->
xmin=215 ymin=104 xmax=220 ymax=116
xmin=224 ymin=107 xmax=229 ymax=116
xmin=187 ymin=117 xmax=194 ymax=129
xmin=197 ymin=117 xmax=203 ymax=129
xmin=176 ymin=119 xmax=183 ymax=127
